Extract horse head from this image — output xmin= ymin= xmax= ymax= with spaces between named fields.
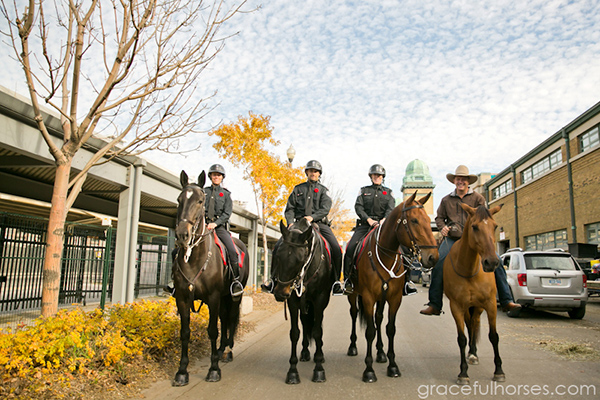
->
xmin=272 ymin=219 xmax=313 ymax=302
xmin=396 ymin=191 xmax=439 ymax=268
xmin=175 ymin=170 xmax=207 ymax=248
xmin=460 ymin=203 xmax=503 ymax=272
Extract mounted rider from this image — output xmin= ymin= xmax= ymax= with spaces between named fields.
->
xmin=204 ymin=164 xmax=244 ymax=298
xmin=262 ymin=160 xmax=344 ymax=295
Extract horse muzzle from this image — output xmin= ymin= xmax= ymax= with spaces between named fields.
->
xmin=421 ymin=249 xmax=439 ymax=269
xmin=273 ymin=283 xmax=292 ymax=302
xmin=482 ymin=256 xmax=500 ymax=273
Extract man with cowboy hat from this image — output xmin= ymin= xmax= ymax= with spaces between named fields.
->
xmin=420 ymin=165 xmax=521 ymax=316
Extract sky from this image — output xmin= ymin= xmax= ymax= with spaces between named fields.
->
xmin=2 ymin=0 xmax=600 ymax=217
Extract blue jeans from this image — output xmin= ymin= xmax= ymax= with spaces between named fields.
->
xmin=427 ymin=237 xmax=514 ymax=311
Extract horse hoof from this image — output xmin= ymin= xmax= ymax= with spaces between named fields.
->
xmin=205 ymin=369 xmax=221 ymax=382
xmin=312 ymin=369 xmax=326 ymax=383
xmin=221 ymin=351 xmax=233 ymax=363
xmin=493 ymin=374 xmax=506 ymax=382
xmin=387 ymin=366 xmax=401 ymax=378
xmin=376 ymin=352 xmax=387 ymax=363
xmin=362 ymin=370 xmax=377 ymax=383
xmin=456 ymin=377 xmax=470 ymax=385
xmin=347 ymin=346 xmax=358 ymax=357
xmin=286 ymin=371 xmax=301 ymax=384
xmin=468 ymin=354 xmax=479 ymax=365
xmin=172 ymin=372 xmax=189 ymax=387
xmin=300 ymin=350 xmax=311 ymax=362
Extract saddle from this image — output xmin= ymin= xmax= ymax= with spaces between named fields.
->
xmin=212 ymin=232 xmax=245 ymax=270
xmin=349 ymin=225 xmax=378 ymax=274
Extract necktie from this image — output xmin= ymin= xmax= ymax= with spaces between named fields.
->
xmin=207 ymin=189 xmax=216 ymax=221
xmin=373 ymin=186 xmax=381 ymax=215
xmin=305 ymin=183 xmax=314 ymax=217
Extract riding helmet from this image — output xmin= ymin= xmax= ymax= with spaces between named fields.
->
xmin=368 ymin=164 xmax=386 ymax=177
xmin=208 ymin=164 xmax=226 ymax=178
xmin=305 ymin=160 xmax=323 ymax=174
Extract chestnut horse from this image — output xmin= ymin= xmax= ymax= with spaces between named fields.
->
xmin=443 ymin=203 xmax=504 ymax=385
xmin=172 ymin=171 xmax=249 ymax=385
xmin=347 ymin=192 xmax=438 ymax=382
xmin=272 ymin=218 xmax=334 ymax=384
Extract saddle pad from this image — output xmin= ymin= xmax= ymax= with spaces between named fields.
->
xmin=213 ymin=232 xmax=245 ymax=269
xmin=354 ymin=226 xmax=378 ymax=265
xmin=316 ymin=229 xmax=332 ymax=261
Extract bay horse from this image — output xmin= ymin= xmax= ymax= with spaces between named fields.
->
xmin=272 ymin=218 xmax=334 ymax=384
xmin=443 ymin=203 xmax=504 ymax=385
xmin=172 ymin=170 xmax=249 ymax=385
xmin=347 ymin=192 xmax=438 ymax=382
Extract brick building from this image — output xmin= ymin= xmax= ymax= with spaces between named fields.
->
xmin=485 ymin=101 xmax=600 ymax=257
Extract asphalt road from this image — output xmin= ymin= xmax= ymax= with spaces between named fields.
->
xmin=142 ymin=290 xmax=600 ymax=400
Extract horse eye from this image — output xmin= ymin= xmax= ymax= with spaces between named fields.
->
xmin=411 ymin=218 xmax=418 ymax=224
xmin=472 ymin=225 xmax=479 ymax=231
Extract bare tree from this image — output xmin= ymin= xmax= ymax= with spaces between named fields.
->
xmin=0 ymin=0 xmax=249 ymax=317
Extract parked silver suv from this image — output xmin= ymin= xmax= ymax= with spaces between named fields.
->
xmin=500 ymin=248 xmax=588 ymax=319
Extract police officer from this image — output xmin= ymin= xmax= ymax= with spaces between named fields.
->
xmin=262 ymin=160 xmax=344 ymax=295
xmin=343 ymin=165 xmax=393 ymax=293
xmin=205 ymin=164 xmax=244 ymax=298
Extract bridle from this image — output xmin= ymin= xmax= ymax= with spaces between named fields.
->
xmin=371 ymin=203 xmax=437 ymax=280
xmin=275 ymin=228 xmax=326 ymax=297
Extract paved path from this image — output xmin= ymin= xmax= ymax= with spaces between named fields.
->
xmin=141 ymin=291 xmax=600 ymax=400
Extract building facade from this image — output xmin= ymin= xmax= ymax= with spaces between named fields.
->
xmin=485 ymin=101 xmax=600 ymax=257
xmin=401 ymin=159 xmax=436 ymax=219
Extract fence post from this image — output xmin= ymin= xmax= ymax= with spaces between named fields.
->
xmin=100 ymin=226 xmax=113 ymax=310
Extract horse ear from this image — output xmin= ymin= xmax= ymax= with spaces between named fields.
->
xmin=419 ymin=191 xmax=432 ymax=205
xmin=299 ymin=225 xmax=312 ymax=243
xmin=407 ymin=191 xmax=417 ymax=204
xmin=489 ymin=204 xmax=503 ymax=216
xmin=198 ymin=171 xmax=206 ymax=187
xmin=460 ymin=203 xmax=476 ymax=216
xmin=180 ymin=170 xmax=189 ymax=188
xmin=280 ymin=219 xmax=289 ymax=240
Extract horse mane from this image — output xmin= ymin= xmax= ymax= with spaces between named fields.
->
xmin=475 ymin=205 xmax=492 ymax=221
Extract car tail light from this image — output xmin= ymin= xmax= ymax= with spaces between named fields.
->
xmin=582 ymin=274 xmax=587 ymax=288
xmin=517 ymin=273 xmax=527 ymax=286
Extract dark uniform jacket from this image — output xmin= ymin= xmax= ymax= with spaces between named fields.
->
xmin=284 ymin=180 xmax=332 ymax=225
xmin=435 ymin=189 xmax=486 ymax=239
xmin=355 ymin=184 xmax=395 ymax=225
xmin=203 ymin=184 xmax=233 ymax=228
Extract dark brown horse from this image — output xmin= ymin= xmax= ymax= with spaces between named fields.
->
xmin=172 ymin=170 xmax=249 ymax=385
xmin=443 ymin=203 xmax=504 ymax=385
xmin=272 ymin=218 xmax=334 ymax=384
xmin=347 ymin=192 xmax=438 ymax=382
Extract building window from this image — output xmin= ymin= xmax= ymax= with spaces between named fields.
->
xmin=524 ymin=229 xmax=568 ymax=251
xmin=521 ymin=148 xmax=563 ymax=184
xmin=586 ymin=222 xmax=600 ymax=244
xmin=491 ymin=179 xmax=512 ymax=200
xmin=580 ymin=126 xmax=599 ymax=153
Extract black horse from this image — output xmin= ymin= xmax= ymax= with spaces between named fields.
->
xmin=172 ymin=170 xmax=249 ymax=385
xmin=272 ymin=218 xmax=334 ymax=384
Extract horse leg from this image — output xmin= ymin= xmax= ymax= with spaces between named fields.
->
xmin=375 ymin=300 xmax=387 ymax=363
xmin=286 ymin=298 xmax=301 ymax=384
xmin=311 ymin=302 xmax=327 ymax=383
xmin=173 ymin=296 xmax=191 ymax=386
xmin=347 ymin=293 xmax=358 ymax=356
xmin=466 ymin=307 xmax=481 ymax=365
xmin=361 ymin=295 xmax=377 ymax=383
xmin=450 ymin=303 xmax=470 ymax=385
xmin=299 ymin=305 xmax=313 ymax=362
xmin=219 ymin=295 xmax=237 ymax=363
xmin=385 ymin=296 xmax=402 ymax=378
xmin=486 ymin=303 xmax=505 ymax=382
xmin=205 ymin=299 xmax=222 ymax=382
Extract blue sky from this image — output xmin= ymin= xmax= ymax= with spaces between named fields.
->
xmin=2 ymin=0 xmax=600 ymax=216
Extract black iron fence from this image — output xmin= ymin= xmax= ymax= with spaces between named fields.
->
xmin=0 ymin=212 xmax=174 ymax=329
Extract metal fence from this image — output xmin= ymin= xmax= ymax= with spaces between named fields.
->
xmin=0 ymin=212 xmax=174 ymax=329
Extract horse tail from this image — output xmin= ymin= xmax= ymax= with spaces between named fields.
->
xmin=357 ymin=295 xmax=369 ymax=329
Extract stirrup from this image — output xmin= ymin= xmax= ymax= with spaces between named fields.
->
xmin=261 ymin=280 xmax=274 ymax=293
xmin=403 ymin=281 xmax=418 ymax=296
xmin=332 ymin=281 xmax=344 ymax=296
xmin=343 ymin=279 xmax=354 ymax=295
xmin=230 ymin=280 xmax=244 ymax=298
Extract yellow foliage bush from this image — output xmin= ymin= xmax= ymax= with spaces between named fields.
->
xmin=0 ymin=298 xmax=210 ymax=398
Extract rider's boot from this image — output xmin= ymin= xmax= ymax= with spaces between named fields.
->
xmin=261 ymin=280 xmax=274 ymax=293
xmin=229 ymin=255 xmax=244 ymax=299
xmin=343 ymin=278 xmax=354 ymax=295
xmin=403 ymin=280 xmax=418 ymax=296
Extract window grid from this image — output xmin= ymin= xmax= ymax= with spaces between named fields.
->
xmin=492 ymin=179 xmax=512 ymax=200
xmin=524 ymin=229 xmax=568 ymax=251
xmin=586 ymin=222 xmax=600 ymax=244
xmin=521 ymin=148 xmax=562 ymax=184
xmin=580 ymin=126 xmax=599 ymax=153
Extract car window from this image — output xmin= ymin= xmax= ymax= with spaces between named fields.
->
xmin=509 ymin=254 xmax=521 ymax=270
xmin=502 ymin=256 xmax=510 ymax=269
xmin=524 ymin=254 xmax=577 ymax=271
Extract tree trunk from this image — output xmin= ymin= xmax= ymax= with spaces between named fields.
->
xmin=261 ymin=222 xmax=269 ymax=283
xmin=41 ymin=161 xmax=72 ymax=317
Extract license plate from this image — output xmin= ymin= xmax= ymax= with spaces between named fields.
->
xmin=548 ymin=278 xmax=562 ymax=285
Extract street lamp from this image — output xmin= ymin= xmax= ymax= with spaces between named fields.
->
xmin=286 ymin=144 xmax=296 ymax=165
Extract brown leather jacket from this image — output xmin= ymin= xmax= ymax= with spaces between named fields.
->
xmin=435 ymin=190 xmax=486 ymax=239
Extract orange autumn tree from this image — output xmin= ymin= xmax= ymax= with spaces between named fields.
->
xmin=209 ymin=113 xmax=304 ymax=281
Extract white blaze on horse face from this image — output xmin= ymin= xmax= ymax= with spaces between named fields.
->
xmin=186 ymin=189 xmax=193 ymax=199
xmin=483 ymin=219 xmax=488 ymax=225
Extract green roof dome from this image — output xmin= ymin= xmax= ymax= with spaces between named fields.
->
xmin=402 ymin=159 xmax=435 ymax=188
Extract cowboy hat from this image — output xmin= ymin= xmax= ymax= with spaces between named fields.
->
xmin=446 ymin=165 xmax=478 ymax=185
